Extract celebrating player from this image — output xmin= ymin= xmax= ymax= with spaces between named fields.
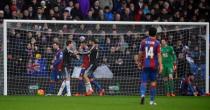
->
xmin=49 ymin=42 xmax=63 ymax=95
xmin=138 ymin=27 xmax=163 ymax=105
xmin=75 ymin=39 xmax=104 ymax=96
xmin=79 ymin=38 xmax=100 ymax=96
xmin=161 ymin=39 xmax=177 ymax=96
xmin=75 ymin=39 xmax=91 ymax=96
xmin=57 ymin=40 xmax=79 ymax=96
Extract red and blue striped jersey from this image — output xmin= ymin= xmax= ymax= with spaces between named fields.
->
xmin=139 ymin=36 xmax=161 ymax=69
xmin=53 ymin=48 xmax=63 ymax=71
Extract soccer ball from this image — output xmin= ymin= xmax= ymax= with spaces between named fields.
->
xmin=37 ymin=89 xmax=45 ymax=96
xmin=79 ymin=36 xmax=86 ymax=42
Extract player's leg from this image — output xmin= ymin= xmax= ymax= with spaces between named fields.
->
xmin=149 ymin=70 xmax=157 ymax=105
xmin=168 ymin=64 xmax=175 ymax=96
xmin=89 ymin=74 xmax=105 ymax=96
xmin=57 ymin=80 xmax=66 ymax=96
xmin=162 ymin=66 xmax=170 ymax=96
xmin=49 ymin=70 xmax=57 ymax=95
xmin=75 ymin=68 xmax=87 ymax=96
xmin=140 ymin=69 xmax=147 ymax=104
xmin=88 ymin=65 xmax=105 ymax=96
xmin=75 ymin=76 xmax=85 ymax=96
xmin=64 ymin=67 xmax=71 ymax=96
xmin=83 ymin=65 xmax=94 ymax=95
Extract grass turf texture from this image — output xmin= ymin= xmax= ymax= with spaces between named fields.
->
xmin=0 ymin=96 xmax=210 ymax=110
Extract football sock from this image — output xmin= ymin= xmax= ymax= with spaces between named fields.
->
xmin=78 ymin=79 xmax=84 ymax=94
xmin=57 ymin=80 xmax=65 ymax=95
xmin=140 ymin=83 xmax=146 ymax=97
xmin=49 ymin=82 xmax=55 ymax=94
xmin=164 ymin=81 xmax=169 ymax=93
xmin=150 ymin=86 xmax=156 ymax=102
xmin=169 ymin=80 xmax=174 ymax=93
xmin=66 ymin=80 xmax=71 ymax=96
xmin=91 ymin=80 xmax=101 ymax=92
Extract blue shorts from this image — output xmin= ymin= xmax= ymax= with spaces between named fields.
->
xmin=50 ymin=70 xmax=61 ymax=81
xmin=140 ymin=68 xmax=157 ymax=83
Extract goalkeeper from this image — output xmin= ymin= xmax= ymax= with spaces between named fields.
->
xmin=161 ymin=39 xmax=177 ymax=96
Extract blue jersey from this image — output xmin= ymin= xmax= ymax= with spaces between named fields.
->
xmin=139 ymin=37 xmax=161 ymax=70
xmin=52 ymin=49 xmax=63 ymax=71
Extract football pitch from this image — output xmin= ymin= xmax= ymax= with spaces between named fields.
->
xmin=0 ymin=96 xmax=210 ymax=110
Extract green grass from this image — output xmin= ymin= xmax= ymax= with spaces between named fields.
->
xmin=0 ymin=96 xmax=210 ymax=110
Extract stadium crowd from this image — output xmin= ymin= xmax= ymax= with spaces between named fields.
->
xmin=0 ymin=0 xmax=209 ymax=23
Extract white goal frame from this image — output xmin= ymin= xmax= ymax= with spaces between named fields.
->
xmin=3 ymin=20 xmax=209 ymax=95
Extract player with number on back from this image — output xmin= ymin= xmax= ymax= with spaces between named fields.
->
xmin=138 ymin=27 xmax=163 ymax=105
xmin=161 ymin=39 xmax=177 ymax=96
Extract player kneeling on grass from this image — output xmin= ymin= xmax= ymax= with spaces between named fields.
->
xmin=57 ymin=40 xmax=79 ymax=96
xmin=161 ymin=39 xmax=177 ymax=96
xmin=138 ymin=27 xmax=163 ymax=105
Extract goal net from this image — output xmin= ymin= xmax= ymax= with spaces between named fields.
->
xmin=2 ymin=20 xmax=209 ymax=96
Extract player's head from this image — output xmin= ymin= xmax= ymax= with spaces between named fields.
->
xmin=89 ymin=38 xmax=99 ymax=45
xmin=66 ymin=40 xmax=73 ymax=49
xmin=149 ymin=27 xmax=157 ymax=37
xmin=161 ymin=39 xmax=167 ymax=46
xmin=52 ymin=42 xmax=60 ymax=50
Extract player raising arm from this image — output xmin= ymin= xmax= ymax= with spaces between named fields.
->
xmin=138 ymin=27 xmax=162 ymax=105
xmin=161 ymin=39 xmax=177 ymax=96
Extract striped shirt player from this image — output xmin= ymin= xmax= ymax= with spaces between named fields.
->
xmin=49 ymin=42 xmax=63 ymax=94
xmin=138 ymin=27 xmax=162 ymax=105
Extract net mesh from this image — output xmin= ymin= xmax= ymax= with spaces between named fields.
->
xmin=4 ymin=22 xmax=207 ymax=96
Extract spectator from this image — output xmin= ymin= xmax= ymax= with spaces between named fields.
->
xmin=64 ymin=1 xmax=74 ymax=15
xmin=61 ymin=10 xmax=71 ymax=20
xmin=34 ymin=7 xmax=46 ymax=20
xmin=134 ymin=10 xmax=143 ymax=21
xmin=0 ymin=10 xmax=3 ymax=23
xmin=0 ymin=0 xmax=208 ymax=23
xmin=23 ymin=10 xmax=30 ymax=19
xmin=104 ymin=6 xmax=114 ymax=21
xmin=115 ymin=13 xmax=121 ymax=21
xmin=47 ymin=9 xmax=55 ymax=20
xmin=71 ymin=2 xmax=83 ymax=20
xmin=92 ymin=0 xmax=101 ymax=20
xmin=122 ymin=7 xmax=133 ymax=21
xmin=86 ymin=10 xmax=94 ymax=20
xmin=28 ymin=6 xmax=35 ymax=19
xmin=99 ymin=0 xmax=113 ymax=11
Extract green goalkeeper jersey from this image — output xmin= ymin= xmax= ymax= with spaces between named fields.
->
xmin=161 ymin=45 xmax=176 ymax=64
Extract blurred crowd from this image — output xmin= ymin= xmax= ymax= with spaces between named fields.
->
xmin=0 ymin=0 xmax=209 ymax=24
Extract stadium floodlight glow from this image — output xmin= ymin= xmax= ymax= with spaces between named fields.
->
xmin=2 ymin=20 xmax=209 ymax=96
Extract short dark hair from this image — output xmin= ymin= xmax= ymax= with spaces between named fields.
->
xmin=90 ymin=38 xmax=99 ymax=44
xmin=53 ymin=42 xmax=60 ymax=46
xmin=66 ymin=40 xmax=72 ymax=46
xmin=149 ymin=27 xmax=157 ymax=36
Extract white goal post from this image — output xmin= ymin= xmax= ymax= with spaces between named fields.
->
xmin=3 ymin=20 xmax=209 ymax=96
